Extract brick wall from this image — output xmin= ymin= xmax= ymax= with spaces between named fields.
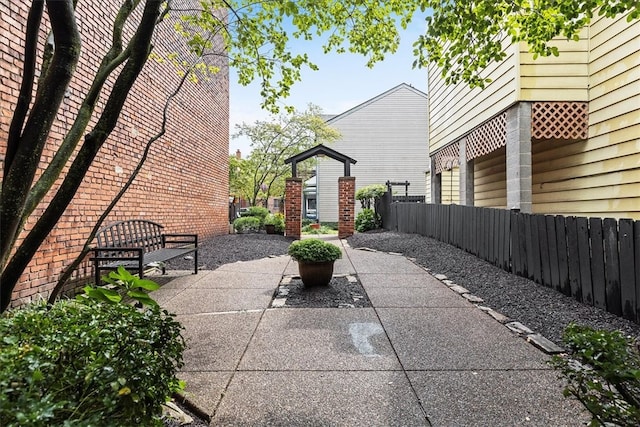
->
xmin=0 ymin=1 xmax=229 ymax=307
xmin=285 ymin=178 xmax=302 ymax=239
xmin=338 ymin=177 xmax=355 ymax=238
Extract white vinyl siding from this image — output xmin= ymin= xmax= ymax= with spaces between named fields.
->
xmin=316 ymin=84 xmax=429 ymax=222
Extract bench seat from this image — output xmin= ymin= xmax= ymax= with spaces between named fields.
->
xmin=91 ymin=220 xmax=198 ymax=285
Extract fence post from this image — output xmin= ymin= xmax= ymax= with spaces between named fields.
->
xmin=619 ymin=219 xmax=636 ymax=321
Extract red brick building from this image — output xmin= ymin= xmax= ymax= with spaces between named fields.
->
xmin=0 ymin=1 xmax=229 ymax=307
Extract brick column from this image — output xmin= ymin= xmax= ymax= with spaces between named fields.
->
xmin=285 ymin=177 xmax=302 ymax=238
xmin=338 ymin=176 xmax=356 ymax=239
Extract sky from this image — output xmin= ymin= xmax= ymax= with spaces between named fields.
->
xmin=229 ymin=17 xmax=429 ymax=156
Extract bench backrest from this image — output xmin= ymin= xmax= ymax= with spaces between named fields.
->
xmin=95 ymin=220 xmax=164 ymax=253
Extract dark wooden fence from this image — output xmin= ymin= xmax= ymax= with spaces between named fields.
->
xmin=382 ymin=201 xmax=640 ymax=323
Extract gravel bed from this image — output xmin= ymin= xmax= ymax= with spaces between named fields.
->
xmin=165 ymin=233 xmax=293 ymax=271
xmin=274 ymin=276 xmax=372 ymax=308
xmin=347 ymin=231 xmax=640 ymax=345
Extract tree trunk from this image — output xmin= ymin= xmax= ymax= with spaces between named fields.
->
xmin=0 ymin=0 xmax=80 ymax=270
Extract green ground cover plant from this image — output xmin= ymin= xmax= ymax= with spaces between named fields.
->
xmin=301 ymin=224 xmax=336 ymax=235
xmin=551 ymin=323 xmax=640 ymax=426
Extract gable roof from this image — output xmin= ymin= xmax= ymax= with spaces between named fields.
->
xmin=285 ymin=144 xmax=357 ymax=177
xmin=326 ymin=83 xmax=428 ymax=124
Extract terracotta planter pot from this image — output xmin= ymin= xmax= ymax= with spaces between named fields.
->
xmin=310 ymin=223 xmax=321 ymax=230
xmin=297 ymin=260 xmax=335 ymax=287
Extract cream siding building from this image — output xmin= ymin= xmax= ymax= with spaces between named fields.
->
xmin=428 ymin=13 xmax=640 ymax=219
xmin=316 ymin=83 xmax=429 ymax=222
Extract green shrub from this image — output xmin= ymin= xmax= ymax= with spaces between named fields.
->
xmin=550 ymin=323 xmax=640 ymax=426
xmin=233 ymin=216 xmax=261 ymax=233
xmin=247 ymin=206 xmax=269 ymax=222
xmin=264 ymin=213 xmax=285 ymax=233
xmin=301 ymin=218 xmax=315 ymax=227
xmin=355 ymin=208 xmax=381 ymax=232
xmin=0 ymin=299 xmax=185 ymax=426
xmin=287 ymin=238 xmax=342 ymax=263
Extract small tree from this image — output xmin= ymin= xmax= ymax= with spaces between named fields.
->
xmin=1 ymin=0 xmax=167 ymax=312
xmin=233 ymin=105 xmax=340 ymax=206
xmin=355 ymin=184 xmax=387 ymax=211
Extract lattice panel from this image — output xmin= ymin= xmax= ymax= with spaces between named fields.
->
xmin=433 ymin=142 xmax=460 ymax=175
xmin=466 ymin=112 xmax=507 ymax=161
xmin=531 ymin=102 xmax=588 ymax=140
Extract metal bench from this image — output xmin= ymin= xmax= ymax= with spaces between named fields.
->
xmin=91 ymin=219 xmax=198 ymax=285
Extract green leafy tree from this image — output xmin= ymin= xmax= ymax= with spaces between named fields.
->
xmin=229 ymin=154 xmax=252 ymax=202
xmin=233 ymin=105 xmax=340 ymax=206
xmin=415 ymin=0 xmax=640 ymax=88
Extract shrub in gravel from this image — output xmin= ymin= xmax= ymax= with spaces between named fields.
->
xmin=246 ymin=206 xmax=269 ymax=223
xmin=0 ymin=299 xmax=185 ymax=426
xmin=355 ymin=208 xmax=380 ymax=232
xmin=551 ymin=323 xmax=640 ymax=426
xmin=233 ymin=216 xmax=261 ymax=233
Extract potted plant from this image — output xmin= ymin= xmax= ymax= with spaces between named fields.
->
xmin=287 ymin=238 xmax=342 ymax=286
xmin=264 ymin=213 xmax=285 ymax=235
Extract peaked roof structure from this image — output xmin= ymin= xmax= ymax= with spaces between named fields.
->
xmin=326 ymin=82 xmax=428 ymax=124
xmin=285 ymin=144 xmax=357 ymax=177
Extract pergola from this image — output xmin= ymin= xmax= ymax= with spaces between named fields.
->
xmin=284 ymin=144 xmax=357 ymax=239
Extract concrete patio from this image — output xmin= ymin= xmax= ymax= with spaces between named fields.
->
xmin=152 ymin=236 xmax=589 ymax=426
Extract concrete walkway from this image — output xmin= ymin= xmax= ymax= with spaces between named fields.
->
xmin=152 ymin=235 xmax=589 ymax=426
